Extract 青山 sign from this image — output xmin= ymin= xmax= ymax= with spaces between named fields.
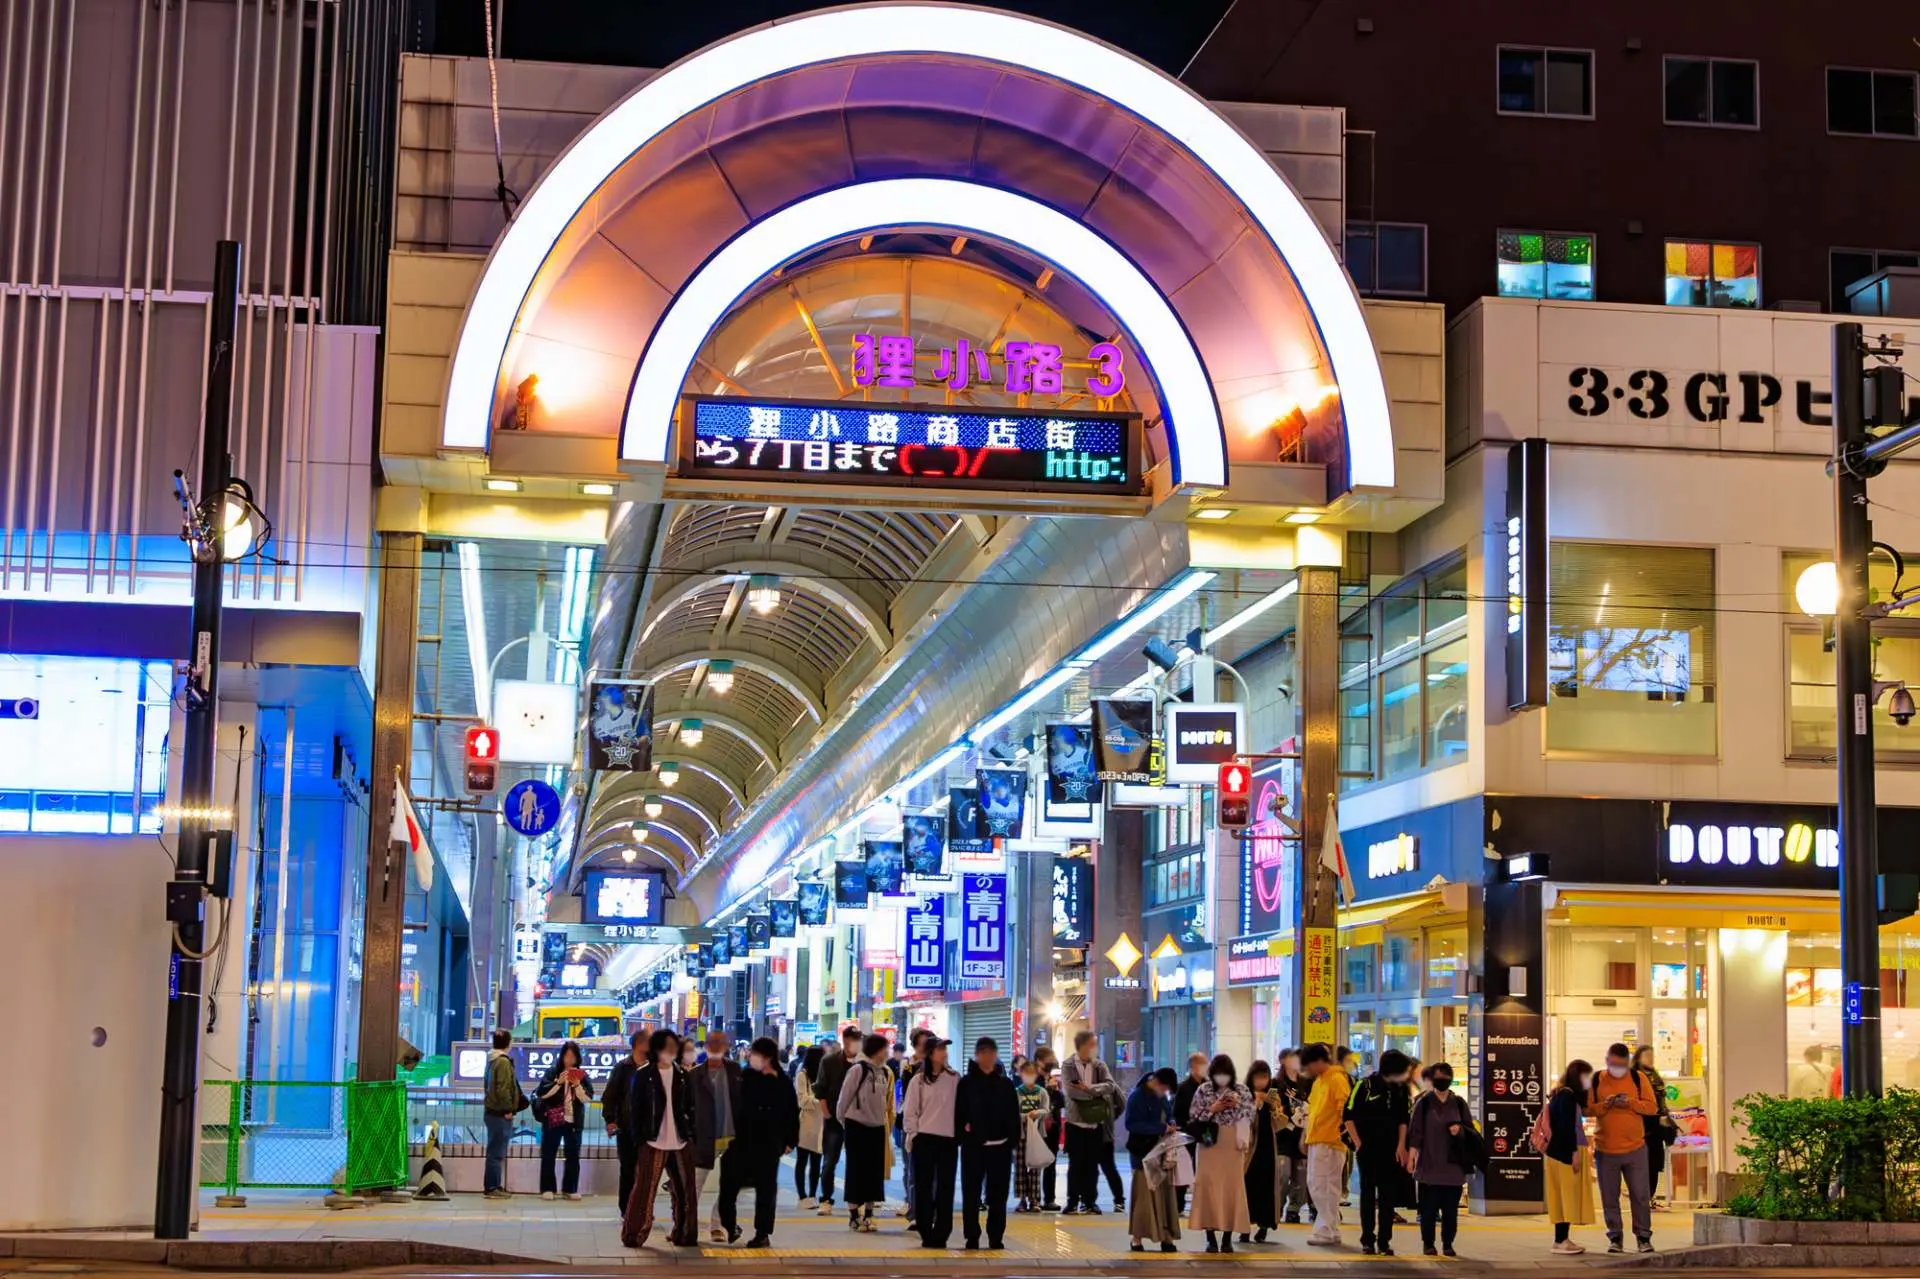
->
xmin=680 ymin=394 xmax=1143 ymax=497
xmin=1165 ymin=702 xmax=1246 ymax=783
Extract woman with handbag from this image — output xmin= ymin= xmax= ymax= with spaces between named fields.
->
xmin=1632 ymin=1046 xmax=1676 ymax=1208
xmin=1238 ymin=1060 xmax=1282 ymax=1243
xmin=534 ymin=1040 xmax=595 ymax=1200
xmin=1185 ymin=1054 xmax=1254 ymax=1253
xmin=1014 ymin=1061 xmax=1052 ymax=1212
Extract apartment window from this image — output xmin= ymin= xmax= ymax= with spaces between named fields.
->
xmin=1828 ymin=67 xmax=1919 ymax=138
xmin=1347 ymin=222 xmax=1427 ymax=297
xmin=1546 ymin=543 xmax=1717 ymax=757
xmin=1784 ymin=551 xmax=1920 ymax=761
xmin=1337 ymin=557 xmax=1469 ymax=790
xmin=1664 ymin=57 xmax=1759 ymax=128
xmin=1497 ymin=229 xmax=1596 ymax=300
xmin=1498 ymin=46 xmax=1594 ymax=118
xmin=1830 ymin=248 xmax=1920 ymax=311
xmin=1664 ymin=239 xmax=1761 ymax=309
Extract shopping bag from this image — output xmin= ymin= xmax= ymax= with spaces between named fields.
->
xmin=1233 ymin=1117 xmax=1253 ymax=1151
xmin=1173 ymin=1145 xmax=1197 ymax=1188
xmin=1024 ymin=1121 xmax=1056 ymax=1169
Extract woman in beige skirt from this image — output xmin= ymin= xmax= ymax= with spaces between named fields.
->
xmin=1543 ymin=1060 xmax=1597 ymax=1255
xmin=1186 ymin=1054 xmax=1254 ymax=1253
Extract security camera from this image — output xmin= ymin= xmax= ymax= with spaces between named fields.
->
xmin=1142 ymin=636 xmax=1182 ymax=672
xmin=1894 ymin=685 xmax=1918 ymax=727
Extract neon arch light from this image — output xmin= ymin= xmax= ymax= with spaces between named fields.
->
xmin=625 ymin=178 xmax=1222 ymax=486
xmin=440 ymin=3 xmax=1395 ymax=488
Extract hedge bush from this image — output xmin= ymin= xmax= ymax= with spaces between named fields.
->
xmin=1729 ymin=1089 xmax=1920 ymax=1221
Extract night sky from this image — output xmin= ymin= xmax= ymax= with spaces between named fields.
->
xmin=421 ymin=0 xmax=1236 ymax=77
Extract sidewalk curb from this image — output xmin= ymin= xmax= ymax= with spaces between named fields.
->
xmin=1606 ymin=1241 xmax=1920 ymax=1268
xmin=0 ymin=1235 xmax=546 ymax=1271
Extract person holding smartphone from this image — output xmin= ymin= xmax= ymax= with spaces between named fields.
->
xmin=535 ymin=1041 xmax=595 ymax=1200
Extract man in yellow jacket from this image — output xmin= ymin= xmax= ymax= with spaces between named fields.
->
xmin=1299 ymin=1043 xmax=1352 ymax=1246
xmin=1586 ymin=1042 xmax=1658 ymax=1254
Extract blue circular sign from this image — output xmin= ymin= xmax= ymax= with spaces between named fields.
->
xmin=502 ymin=779 xmax=561 ymax=837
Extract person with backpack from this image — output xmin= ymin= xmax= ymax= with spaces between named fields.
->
xmin=533 ymin=1041 xmax=595 ymax=1200
xmin=1060 ymin=1031 xmax=1124 ymax=1214
xmin=1587 ymin=1043 xmax=1658 ymax=1254
xmin=1403 ymin=1060 xmax=1472 ymax=1257
xmin=1537 ymin=1059 xmax=1596 ymax=1255
xmin=1343 ymin=1048 xmax=1413 ymax=1256
xmin=482 ymin=1029 xmax=525 ymax=1199
xmin=836 ymin=1033 xmax=894 ymax=1232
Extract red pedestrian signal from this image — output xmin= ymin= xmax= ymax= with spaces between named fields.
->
xmin=1218 ymin=760 xmax=1251 ymax=834
xmin=465 ymin=725 xmax=500 ymax=793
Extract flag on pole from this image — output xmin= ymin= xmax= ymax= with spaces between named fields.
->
xmin=1319 ymin=792 xmax=1356 ymax=906
xmin=391 ymin=770 xmax=433 ymax=891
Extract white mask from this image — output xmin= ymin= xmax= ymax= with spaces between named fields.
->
xmin=1579 ymin=1072 xmax=1595 ymax=1090
xmin=1607 ymin=1064 xmax=1629 ymax=1078
xmin=1212 ymin=1072 xmax=1232 ymax=1087
xmin=657 ymin=1052 xmax=675 ymax=1067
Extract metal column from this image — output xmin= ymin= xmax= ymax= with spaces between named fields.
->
xmin=355 ymin=531 xmax=421 ymax=1082
xmin=1291 ymin=565 xmax=1340 ymax=1044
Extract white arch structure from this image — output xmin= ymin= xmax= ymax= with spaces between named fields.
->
xmin=440 ymin=3 xmax=1395 ymax=489
xmin=624 ymin=178 xmax=1221 ymax=484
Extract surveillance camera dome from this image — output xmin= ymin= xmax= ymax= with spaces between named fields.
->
xmin=1894 ymin=685 xmax=1917 ymax=727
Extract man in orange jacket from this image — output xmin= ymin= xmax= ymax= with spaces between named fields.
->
xmin=1586 ymin=1042 xmax=1658 ymax=1254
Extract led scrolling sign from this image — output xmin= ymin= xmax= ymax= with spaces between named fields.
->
xmin=680 ymin=394 xmax=1145 ymax=497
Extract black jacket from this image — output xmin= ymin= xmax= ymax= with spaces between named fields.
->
xmin=815 ymin=1047 xmax=854 ymax=1111
xmin=1274 ymin=1072 xmax=1309 ymax=1158
xmin=1545 ymin=1086 xmax=1584 ymax=1165
xmin=1346 ymin=1072 xmax=1412 ymax=1169
xmin=955 ymin=1061 xmax=1021 ymax=1145
xmin=1173 ymin=1074 xmax=1205 ymax=1135
xmin=602 ymin=1056 xmax=641 ymax=1132
xmin=738 ymin=1066 xmax=802 ymax=1151
xmin=625 ymin=1061 xmax=696 ymax=1147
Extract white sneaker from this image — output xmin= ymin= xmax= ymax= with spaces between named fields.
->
xmin=709 ymin=1227 xmax=726 ymax=1243
xmin=540 ymin=1191 xmax=555 ymax=1201
xmin=565 ymin=1192 xmax=582 ymax=1201
xmin=816 ymin=1199 xmax=836 ymax=1215
xmin=1551 ymin=1239 xmax=1586 ymax=1255
xmin=799 ymin=1196 xmax=818 ymax=1210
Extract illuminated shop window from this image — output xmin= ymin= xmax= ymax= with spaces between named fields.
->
xmin=1664 ymin=239 xmax=1761 ymax=309
xmin=1546 ymin=543 xmax=1717 ymax=757
xmin=1497 ymin=229 xmax=1595 ymax=300
xmin=0 ymin=655 xmax=172 ymax=834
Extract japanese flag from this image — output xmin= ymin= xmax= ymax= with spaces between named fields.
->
xmin=1319 ymin=792 xmax=1356 ymax=906
xmin=391 ymin=773 xmax=433 ymax=891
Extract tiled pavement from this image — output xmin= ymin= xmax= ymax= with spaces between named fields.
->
xmin=127 ymin=1183 xmax=1705 ymax=1268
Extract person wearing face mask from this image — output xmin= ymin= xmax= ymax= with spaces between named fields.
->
xmin=1014 ymin=1060 xmax=1051 ymax=1212
xmin=714 ymin=1037 xmax=799 ymax=1248
xmin=1544 ymin=1060 xmax=1596 ymax=1255
xmin=955 ymin=1037 xmax=1021 ymax=1251
xmin=620 ymin=1030 xmax=699 ymax=1249
xmin=1403 ymin=1060 xmax=1471 ymax=1257
xmin=1298 ymin=1043 xmax=1350 ymax=1246
xmin=1239 ymin=1060 xmax=1281 ymax=1244
xmin=1632 ymin=1045 xmax=1677 ymax=1210
xmin=1343 ymin=1048 xmax=1413 ymax=1256
xmin=1185 ymin=1054 xmax=1254 ymax=1253
xmin=1587 ymin=1043 xmax=1658 ymax=1254
xmin=904 ymin=1038 xmax=961 ymax=1248
xmin=1273 ymin=1050 xmax=1310 ymax=1225
xmin=837 ymin=1033 xmax=895 ymax=1233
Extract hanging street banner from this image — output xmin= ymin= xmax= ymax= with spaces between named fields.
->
xmin=1092 ymin=699 xmax=1154 ymax=782
xmin=948 ymin=786 xmax=991 ymax=853
xmin=798 ymin=880 xmax=830 ymax=926
xmin=834 ymin=859 xmax=869 ymax=909
xmin=727 ymin=924 xmax=751 ymax=960
xmin=711 ymin=931 xmax=732 ymax=965
xmin=1301 ymin=926 xmax=1337 ymax=1044
xmin=746 ymin=914 xmax=773 ymax=952
xmin=903 ymin=813 xmax=947 ymax=877
xmin=865 ymin=840 xmax=905 ymax=895
xmin=1045 ymin=722 xmax=1103 ymax=803
xmin=1052 ymin=857 xmax=1092 ymax=947
xmin=770 ymin=898 xmax=798 ymax=938
xmin=976 ymin=767 xmax=1028 ymax=838
xmin=904 ymin=895 xmax=946 ymax=992
xmin=585 ymin=679 xmax=654 ymax=772
xmin=960 ymin=872 xmax=1008 ymax=980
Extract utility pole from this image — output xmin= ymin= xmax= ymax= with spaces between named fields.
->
xmin=1826 ymin=319 xmax=1920 ymax=1097
xmin=155 ymin=239 xmax=242 ymax=1238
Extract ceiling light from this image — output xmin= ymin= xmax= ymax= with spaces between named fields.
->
xmin=679 ymin=718 xmax=704 ymax=747
xmin=1284 ymin=511 xmax=1322 ymax=524
xmin=635 ymin=827 xmax=650 ymax=842
xmin=621 ymin=846 xmax=637 ymax=863
xmin=706 ymin=659 xmax=735 ymax=695
xmin=747 ymin=574 xmax=782 ymax=614
xmin=483 ymin=477 xmax=523 ymax=493
xmin=659 ymin=761 xmax=680 ymax=788
xmin=644 ymin=797 xmax=664 ymax=819
xmin=578 ymin=481 xmax=616 ymax=497
xmin=1194 ymin=508 xmax=1234 ymax=521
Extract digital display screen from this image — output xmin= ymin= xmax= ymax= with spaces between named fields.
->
xmin=1549 ymin=628 xmax=1692 ymax=695
xmin=583 ymin=869 xmax=666 ymax=925
xmin=680 ymin=395 xmax=1143 ymax=496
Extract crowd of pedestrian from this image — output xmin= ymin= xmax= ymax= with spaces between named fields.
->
xmin=475 ymin=1026 xmax=1667 ymax=1257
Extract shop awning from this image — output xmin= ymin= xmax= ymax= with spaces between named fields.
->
xmin=1336 ymin=882 xmax=1470 ymax=948
xmin=1551 ymin=888 xmax=1838 ymax=932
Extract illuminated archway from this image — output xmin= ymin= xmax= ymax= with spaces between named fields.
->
xmin=441 ymin=3 xmax=1395 ymax=488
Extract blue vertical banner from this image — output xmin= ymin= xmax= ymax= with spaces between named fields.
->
xmin=960 ymin=873 xmax=1008 ymax=980
xmin=904 ymin=895 xmax=946 ymax=991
